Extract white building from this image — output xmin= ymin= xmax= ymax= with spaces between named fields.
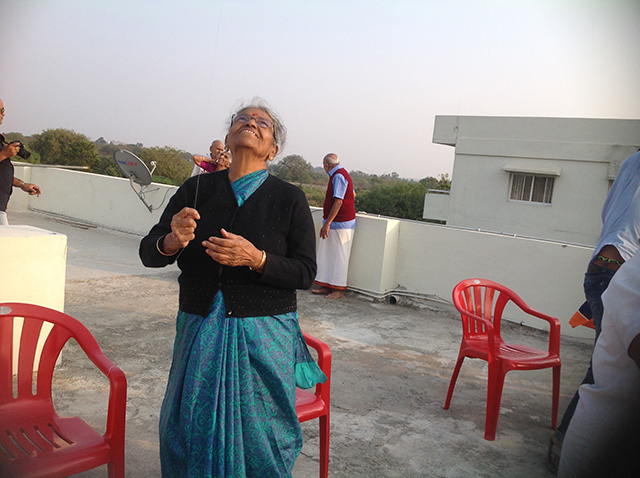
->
xmin=425 ymin=116 xmax=640 ymax=246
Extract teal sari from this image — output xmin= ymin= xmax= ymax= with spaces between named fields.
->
xmin=159 ymin=169 xmax=326 ymax=477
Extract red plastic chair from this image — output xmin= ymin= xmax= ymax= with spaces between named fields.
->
xmin=0 ymin=303 xmax=127 ymax=478
xmin=443 ymin=279 xmax=561 ymax=440
xmin=296 ymin=331 xmax=331 ymax=478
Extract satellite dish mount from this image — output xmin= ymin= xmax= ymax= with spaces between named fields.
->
xmin=113 ymin=149 xmax=159 ymax=212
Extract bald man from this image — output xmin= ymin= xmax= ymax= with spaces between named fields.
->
xmin=191 ymin=140 xmax=228 ymax=176
xmin=312 ymin=153 xmax=356 ymax=299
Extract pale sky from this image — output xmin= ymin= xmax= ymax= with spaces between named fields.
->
xmin=2 ymin=0 xmax=639 ymax=179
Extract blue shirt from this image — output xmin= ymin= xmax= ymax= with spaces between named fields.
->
xmin=592 ymin=151 xmax=640 ymax=262
xmin=325 ymin=165 xmax=355 ymax=230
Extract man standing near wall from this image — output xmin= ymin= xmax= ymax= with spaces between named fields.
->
xmin=312 ymin=153 xmax=356 ymax=299
xmin=0 ymin=98 xmax=41 ymax=226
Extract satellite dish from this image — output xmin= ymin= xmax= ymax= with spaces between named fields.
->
xmin=114 ymin=149 xmax=154 ymax=186
xmin=113 ymin=149 xmax=160 ymax=212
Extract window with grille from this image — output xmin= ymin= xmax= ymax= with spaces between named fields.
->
xmin=509 ymin=173 xmax=554 ymax=204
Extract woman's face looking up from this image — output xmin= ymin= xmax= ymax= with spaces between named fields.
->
xmin=227 ymin=107 xmax=278 ymax=160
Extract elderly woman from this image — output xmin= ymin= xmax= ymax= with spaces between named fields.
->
xmin=140 ymin=101 xmax=325 ymax=477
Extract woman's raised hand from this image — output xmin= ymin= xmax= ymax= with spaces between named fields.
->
xmin=164 ymin=207 xmax=200 ymax=253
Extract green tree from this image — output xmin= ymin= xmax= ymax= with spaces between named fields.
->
xmin=271 ymin=154 xmax=314 ymax=184
xmin=350 ymin=170 xmax=373 ymax=190
xmin=138 ymin=146 xmax=192 ymax=185
xmin=438 ymin=173 xmax=451 ymax=190
xmin=419 ymin=173 xmax=451 ymax=191
xmin=2 ymin=132 xmax=41 ymax=164
xmin=299 ymin=184 xmax=326 ymax=207
xmin=311 ymin=166 xmax=326 ymax=185
xmin=93 ymin=155 xmax=121 ymax=177
xmin=31 ymin=128 xmax=99 ymax=170
xmin=93 ymin=141 xmax=124 ymax=178
xmin=355 ymin=182 xmax=430 ymax=220
xmin=96 ymin=142 xmax=120 ymax=157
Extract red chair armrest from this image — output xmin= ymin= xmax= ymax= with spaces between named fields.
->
xmin=302 ymin=331 xmax=332 ymax=374
xmin=513 ymin=303 xmax=562 ymax=354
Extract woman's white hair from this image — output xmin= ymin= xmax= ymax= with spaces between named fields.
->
xmin=228 ymin=97 xmax=287 ymax=152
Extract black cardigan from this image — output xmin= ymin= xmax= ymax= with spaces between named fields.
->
xmin=139 ymin=170 xmax=317 ymax=317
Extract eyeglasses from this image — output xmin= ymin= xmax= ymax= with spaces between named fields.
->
xmin=0 ymin=108 xmax=5 ymax=114
xmin=232 ymin=113 xmax=273 ymax=130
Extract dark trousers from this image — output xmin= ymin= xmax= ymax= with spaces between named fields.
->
xmin=556 ymin=262 xmax=617 ymax=436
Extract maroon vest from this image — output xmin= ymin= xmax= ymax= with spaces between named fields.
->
xmin=323 ymin=167 xmax=355 ymax=222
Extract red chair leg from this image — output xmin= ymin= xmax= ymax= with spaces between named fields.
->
xmin=108 ymin=459 xmax=125 ymax=478
xmin=443 ymin=354 xmax=465 ymax=410
xmin=484 ymin=365 xmax=506 ymax=441
xmin=108 ymin=429 xmax=125 ymax=478
xmin=551 ymin=364 xmax=561 ymax=429
xmin=319 ymin=414 xmax=329 ymax=478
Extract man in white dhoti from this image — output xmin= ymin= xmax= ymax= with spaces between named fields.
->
xmin=312 ymin=153 xmax=356 ymax=299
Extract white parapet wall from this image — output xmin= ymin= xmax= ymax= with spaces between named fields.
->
xmin=10 ymin=164 xmax=175 ymax=235
xmin=313 ymin=208 xmax=593 ymax=339
xmin=393 ymin=220 xmax=592 ymax=339
xmin=11 ymin=165 xmax=595 ymax=339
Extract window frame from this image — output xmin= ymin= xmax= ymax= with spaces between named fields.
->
xmin=508 ymin=172 xmax=554 ymax=205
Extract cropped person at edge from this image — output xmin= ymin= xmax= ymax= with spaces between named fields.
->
xmin=0 ymin=98 xmax=41 ymax=226
xmin=548 ymin=148 xmax=640 ymax=472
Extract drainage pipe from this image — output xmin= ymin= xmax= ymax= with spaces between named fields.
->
xmin=346 ymin=286 xmax=450 ymax=305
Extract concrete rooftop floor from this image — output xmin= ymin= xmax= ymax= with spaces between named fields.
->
xmin=10 ymin=210 xmax=592 ymax=478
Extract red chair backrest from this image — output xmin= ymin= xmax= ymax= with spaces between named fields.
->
xmin=0 ymin=303 xmax=105 ymax=408
xmin=452 ymin=279 xmax=515 ymax=341
xmin=452 ymin=278 xmax=561 ymax=356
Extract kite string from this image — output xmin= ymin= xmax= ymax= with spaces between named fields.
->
xmin=173 ymin=173 xmax=199 ymax=262
xmin=206 ymin=0 xmax=225 ymax=114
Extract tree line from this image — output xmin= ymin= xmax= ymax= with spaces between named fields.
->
xmin=5 ymin=129 xmax=193 ymax=186
xmin=5 ymin=128 xmax=450 ymax=220
xmin=269 ymin=154 xmax=450 ymax=220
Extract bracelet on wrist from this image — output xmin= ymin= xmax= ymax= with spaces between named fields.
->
xmin=156 ymin=235 xmax=179 ymax=256
xmin=249 ymin=250 xmax=267 ymax=271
